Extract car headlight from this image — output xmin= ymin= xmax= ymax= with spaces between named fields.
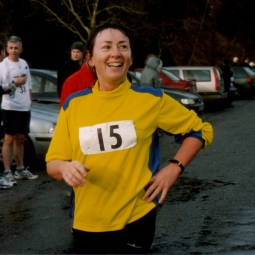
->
xmin=49 ymin=125 xmax=56 ymax=134
xmin=181 ymin=99 xmax=195 ymax=104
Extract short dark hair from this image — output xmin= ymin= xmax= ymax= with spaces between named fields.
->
xmin=86 ymin=21 xmax=132 ymax=58
xmin=85 ymin=21 xmax=133 ymax=79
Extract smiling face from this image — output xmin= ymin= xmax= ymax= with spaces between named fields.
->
xmin=7 ymin=41 xmax=22 ymax=62
xmin=88 ymin=28 xmax=133 ymax=91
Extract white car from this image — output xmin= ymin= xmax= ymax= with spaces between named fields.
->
xmin=164 ymin=66 xmax=228 ymax=102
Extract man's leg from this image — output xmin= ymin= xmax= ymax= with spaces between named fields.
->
xmin=2 ymin=134 xmax=18 ymax=186
xmin=13 ymin=133 xmax=25 ymax=168
xmin=2 ymin=134 xmax=15 ymax=171
xmin=13 ymin=133 xmax=38 ymax=180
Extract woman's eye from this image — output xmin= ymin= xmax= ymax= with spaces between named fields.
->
xmin=120 ymin=45 xmax=128 ymax=49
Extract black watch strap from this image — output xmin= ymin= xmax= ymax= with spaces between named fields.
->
xmin=169 ymin=159 xmax=185 ymax=174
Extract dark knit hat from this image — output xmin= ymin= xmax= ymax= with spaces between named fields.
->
xmin=71 ymin=42 xmax=84 ymax=52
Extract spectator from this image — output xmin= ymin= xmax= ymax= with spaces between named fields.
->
xmin=221 ymin=58 xmax=233 ymax=107
xmin=57 ymin=42 xmax=84 ymax=97
xmin=60 ymin=48 xmax=96 ymax=107
xmin=0 ymin=36 xmax=38 ymax=189
xmin=232 ymin=57 xmax=239 ymax=66
xmin=249 ymin=62 xmax=255 ymax=70
xmin=242 ymin=57 xmax=251 ymax=68
xmin=140 ymin=55 xmax=163 ymax=88
xmin=46 ymin=21 xmax=213 ymax=254
xmin=144 ymin=53 xmax=157 ymax=65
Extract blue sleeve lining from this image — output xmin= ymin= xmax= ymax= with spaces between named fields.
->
xmin=174 ymin=129 xmax=205 ymax=145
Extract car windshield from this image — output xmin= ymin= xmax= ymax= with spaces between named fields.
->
xmin=129 ymin=71 xmax=141 ymax=84
xmin=161 ymin=69 xmax=180 ymax=81
xmin=183 ymin=70 xmax=211 ymax=81
xmin=231 ymin=67 xmax=248 ymax=78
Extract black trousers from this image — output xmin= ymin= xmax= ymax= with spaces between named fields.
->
xmin=72 ymin=207 xmax=157 ymax=254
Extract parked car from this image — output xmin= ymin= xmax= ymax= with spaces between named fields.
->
xmin=0 ymin=101 xmax=59 ymax=169
xmin=160 ymin=68 xmax=197 ymax=93
xmin=30 ymin=69 xmax=59 ymax=103
xmin=31 ymin=69 xmax=203 ymax=113
xmin=164 ymin=66 xmax=227 ymax=102
xmin=230 ymin=66 xmax=255 ymax=98
xmin=129 ymin=71 xmax=204 ymax=114
xmin=135 ymin=68 xmax=197 ymax=93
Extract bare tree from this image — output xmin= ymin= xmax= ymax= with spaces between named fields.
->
xmin=0 ymin=1 xmax=13 ymax=45
xmin=29 ymin=0 xmax=146 ymax=42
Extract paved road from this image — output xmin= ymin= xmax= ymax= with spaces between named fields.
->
xmin=0 ymin=99 xmax=255 ymax=254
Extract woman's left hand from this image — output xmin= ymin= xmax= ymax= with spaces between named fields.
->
xmin=142 ymin=164 xmax=182 ymax=204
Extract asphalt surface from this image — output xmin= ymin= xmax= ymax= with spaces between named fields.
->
xmin=0 ymin=99 xmax=255 ymax=254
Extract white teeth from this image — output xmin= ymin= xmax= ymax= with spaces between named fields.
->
xmin=108 ymin=63 xmax=122 ymax=67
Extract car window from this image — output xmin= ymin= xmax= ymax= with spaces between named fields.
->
xmin=134 ymin=71 xmax=142 ymax=79
xmin=129 ymin=71 xmax=141 ymax=84
xmin=161 ymin=69 xmax=180 ymax=81
xmin=31 ymin=74 xmax=43 ymax=93
xmin=132 ymin=76 xmax=140 ymax=84
xmin=244 ymin=67 xmax=255 ymax=77
xmin=231 ymin=67 xmax=247 ymax=78
xmin=168 ymin=70 xmax=179 ymax=77
xmin=183 ymin=70 xmax=211 ymax=81
xmin=44 ymin=78 xmax=57 ymax=92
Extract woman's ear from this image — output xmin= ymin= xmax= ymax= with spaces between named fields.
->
xmin=85 ymin=50 xmax=94 ymax=68
xmin=130 ymin=54 xmax=133 ymax=67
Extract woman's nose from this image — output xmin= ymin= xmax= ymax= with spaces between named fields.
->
xmin=111 ymin=46 xmax=121 ymax=57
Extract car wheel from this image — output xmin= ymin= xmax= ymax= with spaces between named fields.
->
xmin=0 ymin=133 xmax=36 ymax=171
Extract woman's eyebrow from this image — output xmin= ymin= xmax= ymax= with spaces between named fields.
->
xmin=101 ymin=40 xmax=128 ymax=44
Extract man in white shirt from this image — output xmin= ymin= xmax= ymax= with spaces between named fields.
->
xmin=0 ymin=36 xmax=38 ymax=189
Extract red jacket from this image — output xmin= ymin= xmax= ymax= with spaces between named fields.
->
xmin=60 ymin=63 xmax=96 ymax=107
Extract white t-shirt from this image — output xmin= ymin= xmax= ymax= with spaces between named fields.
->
xmin=0 ymin=57 xmax=32 ymax=111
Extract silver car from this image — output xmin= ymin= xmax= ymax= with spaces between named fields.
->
xmin=0 ymin=101 xmax=58 ymax=168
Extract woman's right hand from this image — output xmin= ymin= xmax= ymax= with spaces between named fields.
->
xmin=61 ymin=161 xmax=90 ymax=187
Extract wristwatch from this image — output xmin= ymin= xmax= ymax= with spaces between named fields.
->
xmin=169 ymin=159 xmax=185 ymax=174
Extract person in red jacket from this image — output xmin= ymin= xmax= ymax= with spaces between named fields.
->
xmin=60 ymin=61 xmax=96 ymax=107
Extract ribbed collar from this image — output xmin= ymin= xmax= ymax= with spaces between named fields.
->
xmin=92 ymin=78 xmax=131 ymax=98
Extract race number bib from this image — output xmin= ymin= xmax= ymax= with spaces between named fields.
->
xmin=79 ymin=120 xmax=137 ymax=155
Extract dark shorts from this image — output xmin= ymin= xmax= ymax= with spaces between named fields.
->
xmin=72 ymin=207 xmax=157 ymax=254
xmin=2 ymin=109 xmax=30 ymax=135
